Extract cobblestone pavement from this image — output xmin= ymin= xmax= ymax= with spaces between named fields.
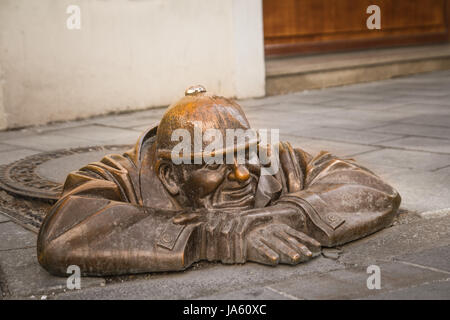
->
xmin=0 ymin=70 xmax=449 ymax=299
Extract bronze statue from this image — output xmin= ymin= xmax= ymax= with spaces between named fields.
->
xmin=37 ymin=85 xmax=401 ymax=276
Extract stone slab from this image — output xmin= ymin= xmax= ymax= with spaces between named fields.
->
xmin=391 ymin=94 xmax=450 ymax=106
xmin=269 ymin=261 xmax=449 ymax=300
xmin=53 ymin=125 xmax=140 ymax=144
xmin=323 ymin=90 xmax=402 ymax=101
xmin=0 ymin=148 xmax=39 ymax=165
xmin=305 ymin=117 xmax=388 ymax=131
xmin=327 ymin=108 xmax=414 ymax=122
xmin=0 ymin=247 xmax=104 ymax=298
xmin=320 ymin=98 xmax=407 ymax=111
xmin=0 ymin=213 xmax=10 ymax=223
xmin=54 ymin=258 xmax=342 ymax=300
xmin=354 ymin=148 xmax=450 ymax=171
xmin=286 ymin=127 xmax=402 ymax=145
xmin=92 ymin=114 xmax=161 ymax=129
xmin=281 ymin=135 xmax=379 ymax=157
xmin=0 ymin=222 xmax=36 ymax=251
xmin=2 ymin=134 xmax=98 ymax=152
xmin=391 ymin=104 xmax=450 ymax=117
xmin=340 ymin=216 xmax=450 ymax=266
xmin=289 ymin=92 xmax=337 ymax=104
xmin=400 ymin=114 xmax=450 ymax=128
xmin=377 ymin=136 xmax=450 ymax=154
xmin=0 ymin=143 xmax=19 ymax=152
xmin=361 ymin=279 xmax=450 ymax=300
xmin=195 ymin=286 xmax=290 ymax=300
xmin=399 ymin=167 xmax=450 ymax=212
xmin=395 ymin=245 xmax=450 ymax=273
xmin=371 ymin=123 xmax=450 ymax=139
xmin=0 ymin=129 xmax=37 ymax=142
xmin=419 ymin=208 xmax=450 ymax=219
xmin=262 ymin=102 xmax=343 ymax=116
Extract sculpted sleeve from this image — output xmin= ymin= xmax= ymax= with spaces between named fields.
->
xmin=276 ymin=148 xmax=401 ymax=247
xmin=37 ymin=151 xmax=199 ymax=276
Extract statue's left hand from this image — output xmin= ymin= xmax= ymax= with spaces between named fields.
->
xmin=246 ymin=224 xmax=321 ymax=266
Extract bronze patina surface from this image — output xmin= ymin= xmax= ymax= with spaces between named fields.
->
xmin=37 ymin=86 xmax=401 ymax=276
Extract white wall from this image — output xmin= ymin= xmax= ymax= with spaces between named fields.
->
xmin=0 ymin=0 xmax=265 ymax=129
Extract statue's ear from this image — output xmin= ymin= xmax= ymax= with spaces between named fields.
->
xmin=157 ymin=161 xmax=180 ymax=196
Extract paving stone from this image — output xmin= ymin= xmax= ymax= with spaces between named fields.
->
xmin=354 ymin=148 xmax=450 ymax=171
xmin=0 ymin=148 xmax=39 ymax=165
xmin=371 ymin=123 xmax=450 ymax=139
xmin=340 ymin=216 xmax=450 ymax=266
xmin=361 ymin=279 xmax=450 ymax=300
xmin=384 ymin=168 xmax=450 ymax=213
xmin=0 ymin=222 xmax=36 ymax=251
xmin=321 ymin=98 xmax=407 ymax=111
xmin=246 ymin=112 xmax=318 ymax=127
xmin=92 ymin=114 xmax=161 ymax=129
xmin=238 ymin=98 xmax=280 ymax=109
xmin=392 ymin=88 xmax=450 ymax=98
xmin=400 ymin=114 xmax=450 ymax=128
xmin=195 ymin=286 xmax=290 ymax=300
xmin=281 ymin=135 xmax=379 ymax=157
xmin=325 ymin=90 xmax=403 ymax=101
xmin=391 ymin=94 xmax=450 ymax=106
xmin=130 ymin=123 xmax=160 ymax=133
xmin=0 ymin=213 xmax=10 ymax=223
xmin=53 ymin=125 xmax=141 ymax=144
xmin=262 ymin=102 xmax=343 ymax=115
xmin=359 ymin=164 xmax=411 ymax=181
xmin=2 ymin=134 xmax=97 ymax=152
xmin=269 ymin=261 xmax=449 ymax=300
xmin=0 ymin=128 xmax=37 ymax=142
xmin=0 ymin=247 xmax=104 ymax=297
xmin=290 ymin=92 xmax=337 ymax=104
xmin=54 ymin=257 xmax=342 ymax=300
xmin=326 ymin=108 xmax=410 ymax=122
xmin=244 ymin=93 xmax=300 ymax=107
xmin=392 ymin=103 xmax=450 ymax=116
xmin=395 ymin=245 xmax=450 ymax=272
xmin=0 ymin=143 xmax=19 ymax=152
xmin=435 ymin=165 xmax=450 ymax=174
xmin=306 ymin=117 xmax=389 ymax=130
xmin=377 ymin=136 xmax=450 ymax=154
xmin=286 ymin=127 xmax=402 ymax=145
xmin=419 ymin=208 xmax=450 ymax=219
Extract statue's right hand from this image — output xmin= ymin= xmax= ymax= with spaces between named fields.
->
xmin=246 ymin=223 xmax=321 ymax=266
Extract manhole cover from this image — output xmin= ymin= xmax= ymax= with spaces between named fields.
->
xmin=0 ymin=145 xmax=131 ymax=232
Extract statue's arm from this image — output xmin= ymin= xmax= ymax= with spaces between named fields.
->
xmin=278 ymin=150 xmax=402 ymax=246
xmin=37 ymin=195 xmax=147 ymax=275
xmin=174 ymin=203 xmax=321 ymax=266
xmin=38 ymin=159 xmax=197 ymax=276
xmin=37 ymin=193 xmax=204 ymax=276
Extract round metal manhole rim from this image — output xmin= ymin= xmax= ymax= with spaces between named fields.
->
xmin=0 ymin=144 xmax=132 ymax=201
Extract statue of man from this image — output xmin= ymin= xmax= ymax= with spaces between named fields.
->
xmin=37 ymin=86 xmax=401 ymax=276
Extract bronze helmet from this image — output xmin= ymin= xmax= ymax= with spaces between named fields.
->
xmin=155 ymin=85 xmax=257 ymax=165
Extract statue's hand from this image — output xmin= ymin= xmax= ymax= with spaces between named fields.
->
xmin=246 ymin=224 xmax=321 ymax=266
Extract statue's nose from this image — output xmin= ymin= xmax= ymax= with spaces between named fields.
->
xmin=228 ymin=160 xmax=250 ymax=182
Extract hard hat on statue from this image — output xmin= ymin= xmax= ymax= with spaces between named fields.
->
xmin=155 ymin=85 xmax=259 ymax=164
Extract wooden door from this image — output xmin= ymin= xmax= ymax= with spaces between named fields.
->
xmin=263 ymin=0 xmax=450 ymax=56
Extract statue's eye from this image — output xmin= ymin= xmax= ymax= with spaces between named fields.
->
xmin=205 ymin=163 xmax=221 ymax=170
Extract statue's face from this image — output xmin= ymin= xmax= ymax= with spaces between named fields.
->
xmin=174 ymin=152 xmax=261 ymax=210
